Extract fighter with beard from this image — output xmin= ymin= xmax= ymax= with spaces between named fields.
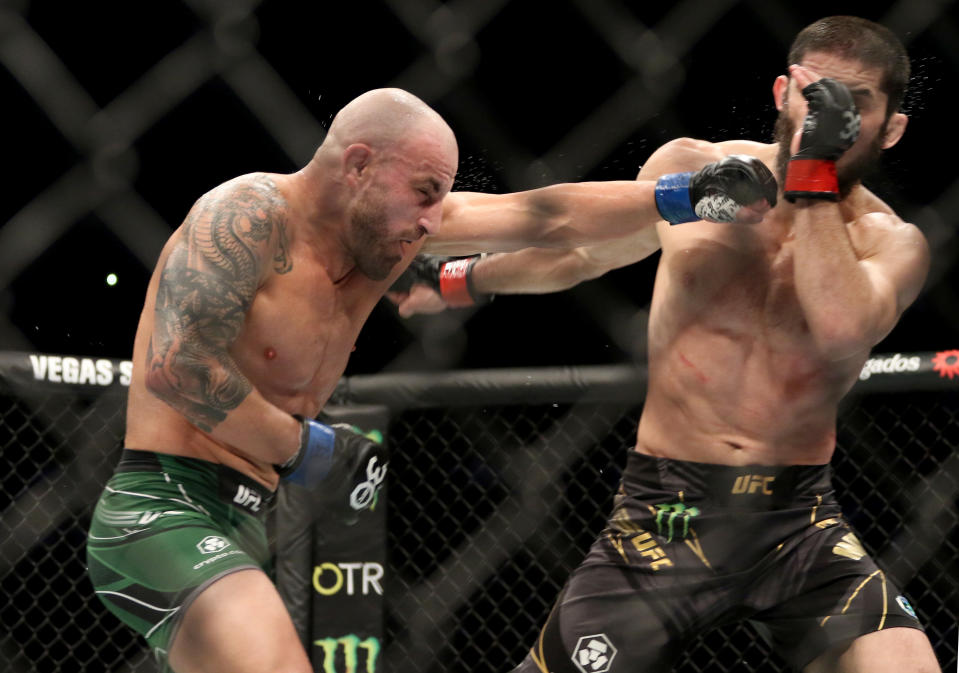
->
xmin=85 ymin=84 xmax=779 ymax=673
xmin=390 ymin=16 xmax=939 ymax=673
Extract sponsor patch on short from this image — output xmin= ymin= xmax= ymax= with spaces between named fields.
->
xmin=571 ymin=633 xmax=617 ymax=673
xmin=896 ymin=595 xmax=918 ymax=620
xmin=197 ymin=535 xmax=230 ymax=554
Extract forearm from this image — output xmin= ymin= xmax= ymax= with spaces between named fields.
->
xmin=791 ymin=201 xmax=877 ymax=357
xmin=466 ymin=249 xmax=597 ymax=294
xmin=431 ymin=181 xmax=663 ymax=256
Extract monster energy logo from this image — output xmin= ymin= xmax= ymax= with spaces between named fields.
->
xmin=315 ymin=634 xmax=380 ymax=673
xmin=654 ymin=502 xmax=700 ymax=542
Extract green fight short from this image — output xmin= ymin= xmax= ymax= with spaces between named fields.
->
xmin=86 ymin=450 xmax=273 ymax=668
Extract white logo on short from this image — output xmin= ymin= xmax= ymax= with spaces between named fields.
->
xmin=571 ymin=634 xmax=617 ymax=673
xmin=197 ymin=536 xmax=230 ymax=554
xmin=350 ymin=456 xmax=388 ymax=511
xmin=233 ymin=484 xmax=262 ymax=512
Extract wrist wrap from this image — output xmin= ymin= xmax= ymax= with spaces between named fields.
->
xmin=439 ymin=256 xmax=491 ymax=306
xmin=654 ymin=172 xmax=697 ymax=224
xmin=784 ymin=159 xmax=839 ymax=202
xmin=276 ymin=414 xmax=335 ymax=484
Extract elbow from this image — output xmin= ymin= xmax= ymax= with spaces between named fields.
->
xmin=808 ymin=315 xmax=875 ymax=361
xmin=525 ymin=188 xmax=584 ymax=247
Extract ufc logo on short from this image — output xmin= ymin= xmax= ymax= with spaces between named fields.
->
xmin=233 ymin=484 xmax=262 ymax=512
xmin=731 ymin=475 xmax=775 ymax=495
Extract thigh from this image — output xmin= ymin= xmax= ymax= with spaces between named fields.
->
xmin=522 ymin=564 xmax=709 ymax=673
xmin=803 ymin=627 xmax=940 ymax=673
xmin=86 ymin=474 xmax=270 ymax=665
xmin=168 ymin=568 xmax=312 ymax=673
xmin=750 ymin=522 xmax=925 ymax=670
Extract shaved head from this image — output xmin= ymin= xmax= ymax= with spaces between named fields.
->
xmin=304 ymin=88 xmax=458 ymax=281
xmin=323 ymin=88 xmax=456 ymax=159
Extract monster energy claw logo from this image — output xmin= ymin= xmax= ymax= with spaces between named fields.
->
xmin=315 ymin=634 xmax=380 ymax=673
xmin=654 ymin=502 xmax=699 ymax=542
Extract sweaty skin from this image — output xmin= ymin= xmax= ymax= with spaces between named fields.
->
xmin=638 ymin=138 xmax=923 ymax=466
xmin=125 ymin=89 xmax=460 ymax=490
xmin=639 ymin=59 xmax=925 ymax=466
xmin=400 ymin=57 xmax=928 ymax=468
xmin=125 ymin=171 xmax=432 ymax=488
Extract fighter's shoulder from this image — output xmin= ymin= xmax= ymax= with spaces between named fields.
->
xmin=198 ymin=172 xmax=290 ymax=209
xmin=183 ymin=173 xmax=293 ymax=263
xmin=715 ymin=139 xmax=773 ymax=157
xmin=854 ymin=210 xmax=927 ymax=249
xmin=642 ymin=138 xmax=771 ymax=175
xmin=847 ymin=187 xmax=919 ymax=237
xmin=848 ymin=202 xmax=928 ymax=275
xmin=647 ymin=137 xmax=722 ymax=163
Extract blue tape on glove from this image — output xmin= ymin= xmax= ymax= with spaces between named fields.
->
xmin=655 ymin=172 xmax=697 ymax=224
xmin=284 ymin=419 xmax=335 ymax=486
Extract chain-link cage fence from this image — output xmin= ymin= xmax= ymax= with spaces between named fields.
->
xmin=0 ymin=380 xmax=142 ymax=673
xmin=380 ymin=392 xmax=958 ymax=673
xmin=4 ymin=1 xmax=959 ymax=367
xmin=2 ymin=356 xmax=955 ymax=673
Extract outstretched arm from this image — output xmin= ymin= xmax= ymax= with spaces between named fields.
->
xmin=145 ymin=175 xmax=302 ymax=465
xmin=425 ymin=180 xmax=664 ymax=256
xmin=389 ymin=233 xmax=658 ymax=317
xmin=425 ymin=153 xmax=776 ymax=256
xmin=391 ymin=142 xmax=776 ymax=315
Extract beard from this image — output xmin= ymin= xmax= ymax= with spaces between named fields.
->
xmin=346 ymin=184 xmax=399 ymax=282
xmin=773 ymin=107 xmax=885 ymax=199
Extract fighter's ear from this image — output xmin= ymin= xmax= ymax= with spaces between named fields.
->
xmin=773 ymin=74 xmax=789 ymax=111
xmin=342 ymin=143 xmax=373 ymax=183
xmin=882 ymin=112 xmax=908 ymax=150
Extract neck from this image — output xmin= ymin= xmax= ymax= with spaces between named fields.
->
xmin=287 ymin=167 xmax=357 ymax=284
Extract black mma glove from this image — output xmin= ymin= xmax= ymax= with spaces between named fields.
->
xmin=784 ymin=77 xmax=861 ymax=202
xmin=654 ymin=154 xmax=778 ymax=224
xmin=390 ymin=254 xmax=492 ymax=307
xmin=277 ymin=416 xmax=388 ymax=522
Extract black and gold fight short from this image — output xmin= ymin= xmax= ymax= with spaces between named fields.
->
xmin=515 ymin=451 xmax=923 ymax=673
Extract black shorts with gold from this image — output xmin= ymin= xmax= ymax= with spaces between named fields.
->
xmin=514 ymin=451 xmax=924 ymax=673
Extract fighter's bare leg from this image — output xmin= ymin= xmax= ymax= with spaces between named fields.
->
xmin=803 ymin=627 xmax=939 ymax=673
xmin=168 ymin=568 xmax=312 ymax=673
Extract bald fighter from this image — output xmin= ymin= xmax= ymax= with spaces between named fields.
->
xmin=392 ymin=17 xmax=939 ymax=673
xmin=85 ymin=86 xmax=777 ymax=673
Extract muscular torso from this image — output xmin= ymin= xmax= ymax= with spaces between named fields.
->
xmin=125 ymin=173 xmax=418 ymax=487
xmin=636 ymin=141 xmax=895 ymax=466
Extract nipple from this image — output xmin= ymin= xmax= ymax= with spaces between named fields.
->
xmin=264 ymin=347 xmax=277 ymax=360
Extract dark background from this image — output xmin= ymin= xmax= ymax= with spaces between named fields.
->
xmin=2 ymin=4 xmax=958 ymax=673
xmin=3 ymin=0 xmax=958 ymax=372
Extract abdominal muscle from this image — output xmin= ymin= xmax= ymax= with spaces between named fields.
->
xmin=634 ymin=328 xmax=861 ymax=467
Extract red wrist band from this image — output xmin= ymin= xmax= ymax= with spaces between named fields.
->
xmin=784 ymin=159 xmax=839 ymax=201
xmin=438 ymin=258 xmax=475 ymax=307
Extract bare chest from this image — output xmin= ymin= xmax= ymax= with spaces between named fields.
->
xmin=659 ymin=234 xmax=808 ymax=344
xmin=231 ymin=264 xmax=381 ymax=405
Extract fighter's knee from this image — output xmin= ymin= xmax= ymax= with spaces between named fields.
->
xmin=803 ymin=628 xmax=938 ymax=673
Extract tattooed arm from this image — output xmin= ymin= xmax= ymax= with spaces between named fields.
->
xmin=145 ymin=174 xmax=301 ymax=464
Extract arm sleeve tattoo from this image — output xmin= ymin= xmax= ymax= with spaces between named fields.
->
xmin=146 ymin=174 xmax=293 ymax=432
